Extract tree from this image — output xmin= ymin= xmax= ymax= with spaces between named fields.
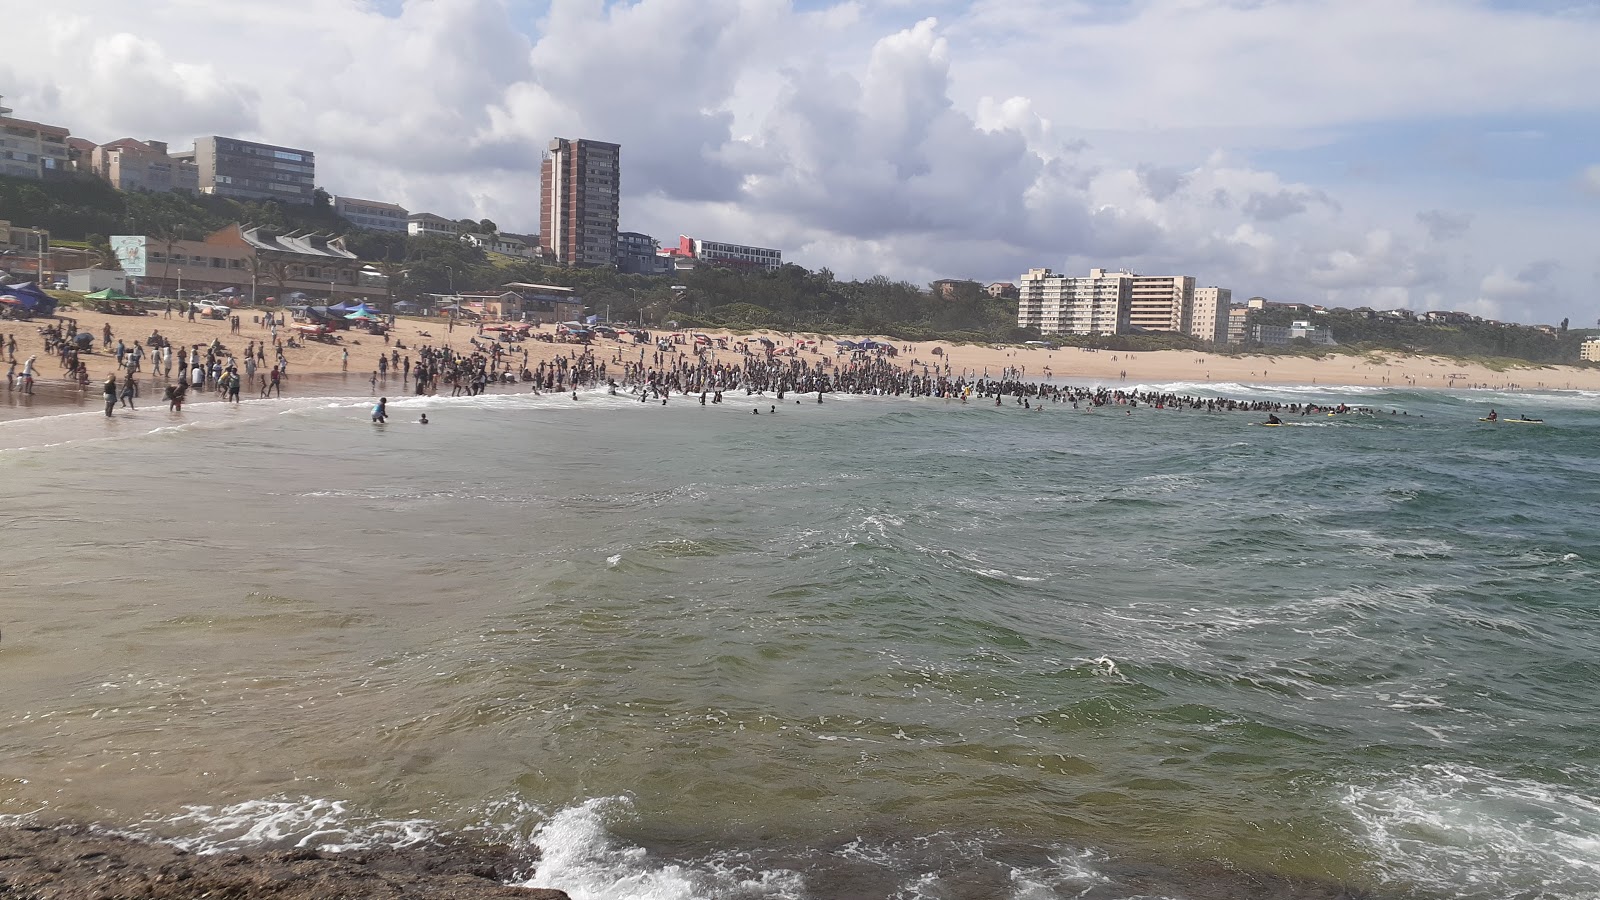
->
xmin=313 ymin=187 xmax=332 ymax=210
xmin=1559 ymin=317 xmax=1569 ymax=333
xmin=478 ymin=219 xmax=497 ymax=235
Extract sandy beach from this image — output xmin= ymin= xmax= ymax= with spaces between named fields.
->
xmin=3 ymin=304 xmax=1597 ymax=420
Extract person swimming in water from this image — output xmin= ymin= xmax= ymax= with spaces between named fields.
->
xmin=419 ymin=413 xmax=429 ymax=425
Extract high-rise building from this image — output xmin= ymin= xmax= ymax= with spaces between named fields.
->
xmin=539 ymin=138 xmax=620 ymax=267
xmin=0 ymin=96 xmax=70 ymax=180
xmin=1127 ymin=274 xmax=1195 ymax=333
xmin=1017 ymin=267 xmax=1132 ymax=336
xmin=1190 ymin=286 xmax=1232 ymax=344
xmin=191 ymin=136 xmax=316 ymax=204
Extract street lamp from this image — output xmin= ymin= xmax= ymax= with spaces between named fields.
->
xmin=31 ymin=228 xmax=45 ymax=285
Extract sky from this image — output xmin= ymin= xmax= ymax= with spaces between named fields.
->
xmin=3 ymin=0 xmax=1597 ymax=325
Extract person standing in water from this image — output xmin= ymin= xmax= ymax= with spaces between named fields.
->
xmin=102 ymin=374 xmax=118 ymax=417
xmin=372 ymin=397 xmax=388 ymax=423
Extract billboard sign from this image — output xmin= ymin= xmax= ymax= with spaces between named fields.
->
xmin=110 ymin=235 xmax=147 ymax=277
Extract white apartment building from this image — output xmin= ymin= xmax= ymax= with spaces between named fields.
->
xmin=462 ymin=232 xmax=534 ymax=258
xmin=335 ymin=196 xmax=409 ymax=233
xmin=1127 ymin=274 xmax=1195 ymax=333
xmin=1581 ymin=338 xmax=1600 ymax=363
xmin=407 ymin=213 xmax=461 ymax=238
xmin=1190 ymin=287 xmax=1232 ymax=344
xmin=1017 ymin=267 xmax=1132 ymax=336
xmin=91 ymin=139 xmax=198 ymax=194
xmin=0 ymin=96 xmax=70 ymax=180
xmin=690 ymin=237 xmax=782 ymax=271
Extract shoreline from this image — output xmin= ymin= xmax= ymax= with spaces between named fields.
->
xmin=2 ymin=306 xmax=1595 ymax=425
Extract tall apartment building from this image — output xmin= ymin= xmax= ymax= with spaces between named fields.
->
xmin=1226 ymin=305 xmax=1251 ymax=345
xmin=191 ymin=136 xmax=316 ymax=204
xmin=91 ymin=139 xmax=198 ymax=194
xmin=1581 ymin=338 xmax=1600 ymax=363
xmin=539 ymin=138 xmax=620 ymax=267
xmin=1190 ymin=286 xmax=1232 ymax=344
xmin=1127 ymin=274 xmax=1195 ymax=333
xmin=335 ymin=196 xmax=409 ymax=232
xmin=0 ymin=96 xmax=70 ymax=180
xmin=1017 ymin=267 xmax=1132 ymax=336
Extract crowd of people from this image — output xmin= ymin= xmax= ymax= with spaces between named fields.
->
xmin=5 ymin=317 xmax=1402 ymax=423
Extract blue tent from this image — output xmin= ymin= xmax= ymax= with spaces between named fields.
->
xmin=329 ymin=301 xmax=353 ymax=312
xmin=1 ymin=282 xmax=56 ymax=317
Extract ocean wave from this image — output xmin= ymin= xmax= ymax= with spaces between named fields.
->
xmin=119 ymin=796 xmax=437 ymax=855
xmin=1339 ymin=764 xmax=1600 ymax=898
xmin=519 ymin=796 xmax=806 ymax=900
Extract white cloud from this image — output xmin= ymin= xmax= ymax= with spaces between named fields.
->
xmin=1581 ymin=164 xmax=1600 ymax=196
xmin=0 ymin=0 xmax=1592 ymax=324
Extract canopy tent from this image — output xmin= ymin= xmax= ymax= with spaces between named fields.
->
xmin=344 ymin=309 xmax=381 ymax=320
xmin=216 ymin=286 xmax=237 ymax=294
xmin=346 ymin=303 xmax=376 ymax=316
xmin=329 ymin=301 xmax=353 ymax=312
xmin=0 ymin=282 xmax=56 ymax=316
xmin=84 ymin=288 xmax=136 ymax=301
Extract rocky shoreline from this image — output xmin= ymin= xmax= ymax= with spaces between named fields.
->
xmin=0 ymin=823 xmax=570 ymax=899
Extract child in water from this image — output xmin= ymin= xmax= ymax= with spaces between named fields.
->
xmin=419 ymin=413 xmax=429 ymax=425
xmin=372 ymin=397 xmax=388 ymax=423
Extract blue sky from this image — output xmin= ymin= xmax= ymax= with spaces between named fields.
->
xmin=2 ymin=0 xmax=1597 ymax=324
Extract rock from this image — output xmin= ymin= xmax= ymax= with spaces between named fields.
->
xmin=0 ymin=824 xmax=570 ymax=899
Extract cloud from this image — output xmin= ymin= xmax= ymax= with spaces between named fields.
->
xmin=1417 ymin=209 xmax=1473 ymax=241
xmin=1581 ymin=164 xmax=1600 ymax=196
xmin=0 ymin=0 xmax=1592 ymax=325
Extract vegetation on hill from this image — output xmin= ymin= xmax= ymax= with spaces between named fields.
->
xmin=1249 ymin=306 xmax=1594 ymax=365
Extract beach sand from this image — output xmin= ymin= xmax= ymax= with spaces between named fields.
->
xmin=3 ymin=306 xmax=1596 ymax=420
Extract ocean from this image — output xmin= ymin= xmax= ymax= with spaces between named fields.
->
xmin=2 ymin=382 xmax=1598 ymax=899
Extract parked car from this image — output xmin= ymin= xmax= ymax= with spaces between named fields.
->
xmin=191 ymin=301 xmax=231 ymax=320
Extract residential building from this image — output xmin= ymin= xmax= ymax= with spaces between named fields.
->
xmin=335 ymin=196 xmax=409 ymax=233
xmin=0 ymin=96 xmax=70 ymax=180
xmin=1016 ymin=267 xmax=1132 ymax=336
xmin=462 ymin=232 xmax=535 ymax=258
xmin=1190 ymin=286 xmax=1232 ymax=344
xmin=136 ymin=223 xmax=386 ymax=303
xmin=1251 ymin=319 xmax=1336 ymax=347
xmin=65 ymin=137 xmax=96 ymax=174
xmin=1581 ymin=338 xmax=1600 ymax=363
xmin=407 ymin=213 xmax=461 ymax=238
xmin=931 ymin=279 xmax=981 ymax=300
xmin=191 ymin=136 xmax=316 ymax=204
xmin=1126 ymin=273 xmax=1196 ymax=333
xmin=616 ymin=231 xmax=669 ymax=274
xmin=91 ymin=139 xmax=198 ymax=194
xmin=1226 ymin=305 xmax=1251 ymax=345
xmin=660 ymin=234 xmax=782 ymax=272
xmin=987 ymin=282 xmax=1019 ymax=300
xmin=539 ymin=137 xmax=620 ymax=267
